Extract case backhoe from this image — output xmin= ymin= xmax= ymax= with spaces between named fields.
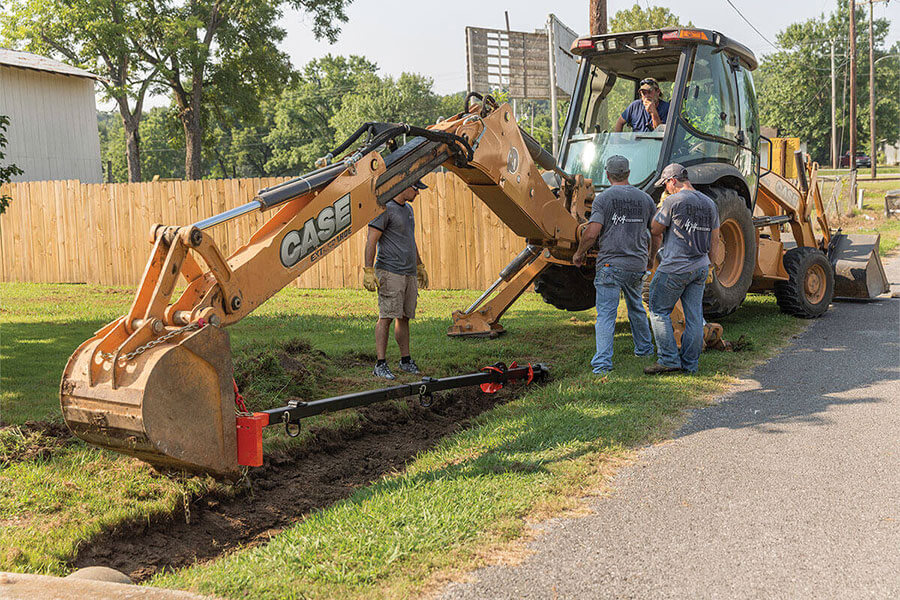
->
xmin=61 ymin=28 xmax=887 ymax=478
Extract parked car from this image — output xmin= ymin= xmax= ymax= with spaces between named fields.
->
xmin=840 ymin=151 xmax=872 ymax=168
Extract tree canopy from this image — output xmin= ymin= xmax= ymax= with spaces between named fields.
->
xmin=756 ymin=0 xmax=898 ymax=163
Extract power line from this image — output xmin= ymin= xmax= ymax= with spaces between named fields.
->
xmin=723 ymin=0 xmax=780 ymax=50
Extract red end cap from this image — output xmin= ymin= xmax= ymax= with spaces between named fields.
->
xmin=236 ymin=412 xmax=269 ymax=467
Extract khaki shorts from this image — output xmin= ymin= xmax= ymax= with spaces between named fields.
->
xmin=376 ymin=269 xmax=418 ymax=319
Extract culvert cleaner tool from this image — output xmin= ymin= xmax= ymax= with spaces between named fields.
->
xmin=234 ymin=361 xmax=548 ymax=469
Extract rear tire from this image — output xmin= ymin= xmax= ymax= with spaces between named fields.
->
xmin=534 ymin=264 xmax=596 ymax=311
xmin=701 ymin=186 xmax=756 ymax=319
xmin=774 ymin=247 xmax=834 ymax=318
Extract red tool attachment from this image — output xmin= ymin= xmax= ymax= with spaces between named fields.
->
xmin=479 ymin=361 xmax=534 ymax=393
xmin=236 ymin=412 xmax=269 ymax=467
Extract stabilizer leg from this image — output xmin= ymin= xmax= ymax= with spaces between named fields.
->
xmin=449 ymin=249 xmax=549 ymax=338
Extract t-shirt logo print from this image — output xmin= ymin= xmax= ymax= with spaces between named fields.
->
xmin=683 ymin=219 xmax=711 ymax=234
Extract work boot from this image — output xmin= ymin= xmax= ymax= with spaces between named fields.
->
xmin=398 ymin=358 xmax=420 ymax=375
xmin=373 ymin=361 xmax=396 ymax=380
xmin=643 ymin=362 xmax=683 ymax=375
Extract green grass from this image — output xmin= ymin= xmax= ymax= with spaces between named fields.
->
xmin=1 ymin=282 xmax=805 ymax=596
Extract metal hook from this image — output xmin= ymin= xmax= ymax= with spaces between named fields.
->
xmin=282 ymin=412 xmax=301 ymax=438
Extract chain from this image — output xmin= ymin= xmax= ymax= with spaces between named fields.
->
xmin=99 ymin=321 xmax=204 ymax=363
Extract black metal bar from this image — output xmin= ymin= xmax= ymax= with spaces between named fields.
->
xmin=261 ymin=363 xmax=548 ymax=426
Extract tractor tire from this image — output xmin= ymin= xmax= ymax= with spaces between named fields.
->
xmin=773 ymin=247 xmax=834 ymax=318
xmin=534 ymin=264 xmax=596 ymax=312
xmin=701 ymin=185 xmax=756 ymax=319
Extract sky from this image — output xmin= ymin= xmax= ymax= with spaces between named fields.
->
xmin=278 ymin=0 xmax=900 ymax=95
xmin=119 ymin=0 xmax=899 ymax=110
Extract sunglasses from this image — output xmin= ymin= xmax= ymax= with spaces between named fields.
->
xmin=640 ymin=79 xmax=659 ymax=87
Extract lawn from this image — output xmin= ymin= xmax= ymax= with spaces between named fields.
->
xmin=0 ymin=280 xmax=808 ymax=599
xmin=818 ymin=175 xmax=900 ymax=256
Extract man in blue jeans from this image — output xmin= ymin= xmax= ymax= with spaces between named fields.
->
xmin=645 ymin=164 xmax=720 ymax=375
xmin=573 ymin=155 xmax=658 ymax=375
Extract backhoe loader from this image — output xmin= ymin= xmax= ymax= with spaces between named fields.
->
xmin=60 ymin=27 xmax=887 ymax=478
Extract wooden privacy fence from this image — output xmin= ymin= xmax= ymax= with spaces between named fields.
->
xmin=0 ymin=173 xmax=525 ymax=290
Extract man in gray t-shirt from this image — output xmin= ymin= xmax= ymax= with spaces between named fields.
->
xmin=572 ymin=155 xmax=659 ymax=374
xmin=645 ymin=163 xmax=720 ymax=376
xmin=364 ymin=181 xmax=430 ymax=380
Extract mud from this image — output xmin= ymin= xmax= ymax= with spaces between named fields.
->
xmin=0 ymin=420 xmax=74 ymax=464
xmin=70 ymin=385 xmax=522 ymax=582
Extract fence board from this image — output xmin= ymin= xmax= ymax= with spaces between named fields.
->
xmin=0 ymin=172 xmax=526 ymax=289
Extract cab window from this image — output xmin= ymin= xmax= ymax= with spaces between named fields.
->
xmin=680 ymin=45 xmax=739 ymax=141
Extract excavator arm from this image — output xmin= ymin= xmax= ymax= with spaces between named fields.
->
xmin=60 ymin=100 xmax=594 ymax=477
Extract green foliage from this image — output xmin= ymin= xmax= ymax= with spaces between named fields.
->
xmin=608 ymin=5 xmax=688 ymax=33
xmin=265 ymin=54 xmax=379 ymax=175
xmin=98 ymin=108 xmax=185 ymax=181
xmin=757 ymin=1 xmax=898 ymax=163
xmin=132 ymin=0 xmax=352 ymax=179
xmin=330 ymin=72 xmax=443 ymax=140
xmin=0 ymin=115 xmax=24 ymax=214
xmin=1 ymin=0 xmax=153 ymax=181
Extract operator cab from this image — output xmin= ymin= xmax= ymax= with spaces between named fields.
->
xmin=561 ymin=28 xmax=760 ymax=202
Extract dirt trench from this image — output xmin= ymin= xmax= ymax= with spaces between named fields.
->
xmin=70 ymin=385 xmax=521 ymax=582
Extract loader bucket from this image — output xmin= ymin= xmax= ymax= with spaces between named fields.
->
xmin=60 ymin=324 xmax=239 ymax=477
xmin=829 ymin=233 xmax=890 ymax=299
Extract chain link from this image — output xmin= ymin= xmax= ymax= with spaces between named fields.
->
xmin=99 ymin=321 xmax=203 ymax=363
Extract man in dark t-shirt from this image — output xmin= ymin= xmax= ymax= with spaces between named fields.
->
xmin=614 ymin=77 xmax=669 ymax=133
xmin=572 ymin=155 xmax=659 ymax=375
xmin=364 ymin=181 xmax=430 ymax=380
xmin=645 ymin=163 xmax=720 ymax=375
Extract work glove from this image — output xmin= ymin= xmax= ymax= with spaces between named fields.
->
xmin=363 ymin=267 xmax=378 ymax=292
xmin=705 ymin=265 xmax=716 ymax=285
xmin=416 ymin=263 xmax=429 ymax=289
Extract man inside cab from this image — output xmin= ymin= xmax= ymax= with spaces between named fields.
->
xmin=614 ymin=77 xmax=669 ymax=133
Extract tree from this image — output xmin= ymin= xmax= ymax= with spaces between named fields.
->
xmin=133 ymin=0 xmax=352 ymax=180
xmin=0 ymin=115 xmax=24 ymax=214
xmin=330 ymin=73 xmax=443 ymax=141
xmin=757 ymin=1 xmax=897 ymax=163
xmin=265 ymin=54 xmax=378 ymax=175
xmin=2 ymin=0 xmax=155 ymax=182
xmin=608 ymin=6 xmax=688 ymax=33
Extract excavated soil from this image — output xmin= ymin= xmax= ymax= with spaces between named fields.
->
xmin=71 ymin=385 xmax=523 ymax=582
xmin=1 ymin=420 xmax=75 ymax=464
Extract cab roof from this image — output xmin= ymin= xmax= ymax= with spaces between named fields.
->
xmin=571 ymin=28 xmax=758 ymax=71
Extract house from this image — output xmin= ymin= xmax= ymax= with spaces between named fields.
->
xmin=0 ymin=48 xmax=103 ymax=183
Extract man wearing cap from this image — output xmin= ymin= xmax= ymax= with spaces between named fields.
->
xmin=614 ymin=78 xmax=669 ymax=133
xmin=572 ymin=155 xmax=658 ymax=375
xmin=644 ymin=164 xmax=720 ymax=375
xmin=364 ymin=181 xmax=430 ymax=380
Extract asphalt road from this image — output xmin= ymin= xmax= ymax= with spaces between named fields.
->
xmin=442 ymin=258 xmax=900 ymax=600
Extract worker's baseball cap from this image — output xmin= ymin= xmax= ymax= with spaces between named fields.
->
xmin=605 ymin=155 xmax=630 ymax=178
xmin=411 ymin=180 xmax=428 ymax=190
xmin=654 ymin=163 xmax=688 ymax=187
xmin=639 ymin=77 xmax=660 ymax=91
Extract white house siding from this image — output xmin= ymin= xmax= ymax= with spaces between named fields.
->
xmin=0 ymin=65 xmax=102 ymax=183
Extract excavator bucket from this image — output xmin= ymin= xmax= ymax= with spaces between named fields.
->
xmin=60 ymin=323 xmax=240 ymax=477
xmin=829 ymin=233 xmax=890 ymax=299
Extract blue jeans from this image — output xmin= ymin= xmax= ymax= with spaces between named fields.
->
xmin=592 ymin=266 xmax=654 ymax=373
xmin=648 ymin=266 xmax=708 ymax=373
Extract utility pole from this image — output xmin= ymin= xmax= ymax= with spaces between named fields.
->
xmin=831 ymin=39 xmax=838 ymax=169
xmin=867 ymin=0 xmax=889 ymax=178
xmin=868 ymin=0 xmax=876 ymax=178
xmin=849 ymin=0 xmax=857 ymax=185
xmin=589 ymin=0 xmax=607 ymax=35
